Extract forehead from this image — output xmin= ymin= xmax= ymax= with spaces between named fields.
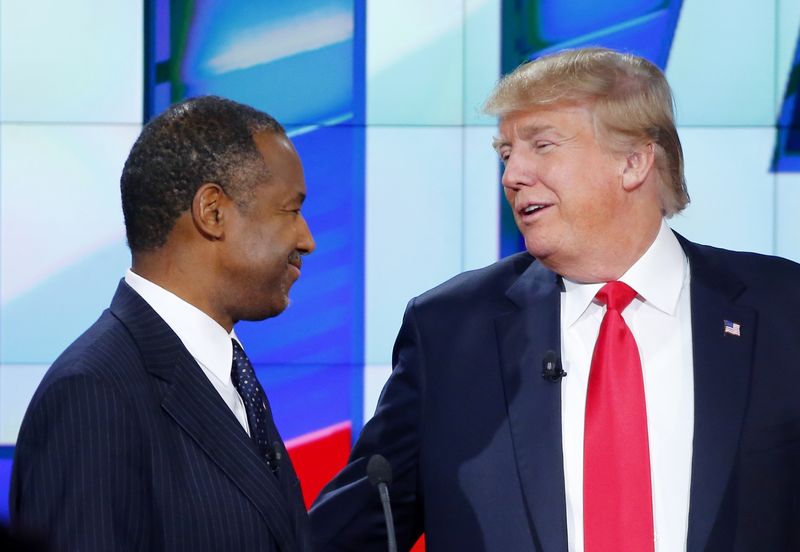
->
xmin=497 ymin=104 xmax=596 ymax=141
xmin=251 ymin=131 xmax=305 ymax=189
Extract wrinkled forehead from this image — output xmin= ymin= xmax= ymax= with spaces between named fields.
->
xmin=494 ymin=103 xmax=598 ymax=144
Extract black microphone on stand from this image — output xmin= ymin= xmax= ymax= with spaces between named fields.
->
xmin=367 ymin=454 xmax=397 ymax=552
xmin=542 ymin=349 xmax=566 ymax=382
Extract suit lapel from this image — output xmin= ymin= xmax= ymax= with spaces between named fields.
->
xmin=109 ymin=281 xmax=299 ymax=551
xmin=495 ymin=262 xmax=568 ymax=552
xmin=680 ymin=240 xmax=755 ymax=552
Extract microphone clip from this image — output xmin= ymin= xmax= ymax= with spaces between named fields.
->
xmin=266 ymin=441 xmax=282 ymax=475
xmin=542 ymin=350 xmax=566 ymax=383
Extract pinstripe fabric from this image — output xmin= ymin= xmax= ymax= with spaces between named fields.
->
xmin=10 ymin=281 xmax=311 ymax=551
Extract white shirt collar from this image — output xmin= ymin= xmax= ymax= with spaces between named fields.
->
xmin=124 ymin=269 xmax=240 ymax=387
xmin=562 ymin=220 xmax=688 ymax=327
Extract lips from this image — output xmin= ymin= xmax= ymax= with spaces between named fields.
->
xmin=288 ymin=252 xmax=302 ymax=272
xmin=517 ymin=201 xmax=552 ymax=219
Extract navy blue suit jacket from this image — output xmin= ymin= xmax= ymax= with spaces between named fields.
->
xmin=10 ymin=282 xmax=311 ymax=551
xmin=310 ymin=236 xmax=800 ymax=551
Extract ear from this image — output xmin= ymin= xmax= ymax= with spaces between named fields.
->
xmin=191 ymin=182 xmax=227 ymax=240
xmin=621 ymin=142 xmax=656 ymax=192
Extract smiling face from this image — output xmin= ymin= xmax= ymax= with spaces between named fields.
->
xmin=496 ymin=104 xmax=644 ymax=281
xmin=217 ymin=131 xmax=315 ymax=323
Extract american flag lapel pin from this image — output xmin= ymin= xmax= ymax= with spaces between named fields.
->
xmin=723 ymin=319 xmax=741 ymax=337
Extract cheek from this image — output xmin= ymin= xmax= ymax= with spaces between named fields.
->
xmin=235 ymin=234 xmax=285 ymax=275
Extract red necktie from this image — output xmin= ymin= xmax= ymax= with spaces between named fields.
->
xmin=584 ymin=281 xmax=654 ymax=552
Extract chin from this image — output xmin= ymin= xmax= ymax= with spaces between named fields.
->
xmin=239 ymin=298 xmax=290 ymax=322
xmin=523 ymin=240 xmax=552 ymax=261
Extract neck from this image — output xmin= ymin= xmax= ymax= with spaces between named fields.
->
xmin=552 ymin=217 xmax=663 ymax=283
xmin=131 ymin=250 xmax=235 ymax=333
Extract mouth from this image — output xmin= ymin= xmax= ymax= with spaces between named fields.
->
xmin=288 ymin=253 xmax=302 ymax=276
xmin=518 ymin=202 xmax=552 ymax=220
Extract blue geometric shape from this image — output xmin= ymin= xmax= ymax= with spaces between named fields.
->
xmin=180 ymin=41 xmax=354 ymax=126
xmin=255 ymin=363 xmax=361 ymax=441
xmin=772 ymin=29 xmax=800 ymax=172
xmin=145 ymin=0 xmax=361 ymax=126
xmin=531 ymin=8 xmax=679 ymax=70
xmin=0 ymin=447 xmax=12 ymax=522
xmin=537 ymin=0 xmax=665 ymax=43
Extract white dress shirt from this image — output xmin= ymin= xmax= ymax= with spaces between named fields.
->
xmin=560 ymin=221 xmax=694 ymax=552
xmin=124 ymin=269 xmax=251 ymax=435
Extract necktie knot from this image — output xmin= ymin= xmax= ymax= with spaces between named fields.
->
xmin=596 ymin=281 xmax=637 ymax=312
xmin=231 ymin=339 xmax=250 ymax=387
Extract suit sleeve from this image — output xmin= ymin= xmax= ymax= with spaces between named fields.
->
xmin=10 ymin=371 xmax=151 ymax=551
xmin=310 ymin=299 xmax=426 ymax=551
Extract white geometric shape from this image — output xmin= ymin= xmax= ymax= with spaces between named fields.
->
xmin=362 ymin=364 xmax=392 ymax=424
xmin=0 ymin=364 xmax=49 ymax=444
xmin=365 ymin=126 xmax=464 ymax=364
xmin=0 ymin=0 xmax=143 ymax=123
xmin=669 ymin=127 xmax=775 ymax=255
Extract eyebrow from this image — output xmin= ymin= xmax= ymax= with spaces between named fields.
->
xmin=492 ymin=123 xmax=558 ymax=152
xmin=491 ymin=137 xmax=507 ymax=152
xmin=284 ymin=191 xmax=306 ymax=206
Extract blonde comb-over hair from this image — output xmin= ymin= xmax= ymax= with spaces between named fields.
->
xmin=484 ymin=47 xmax=689 ymax=216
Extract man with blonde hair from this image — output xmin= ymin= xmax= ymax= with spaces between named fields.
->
xmin=311 ymin=47 xmax=800 ymax=551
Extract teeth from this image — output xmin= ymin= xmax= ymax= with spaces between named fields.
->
xmin=523 ymin=204 xmax=543 ymax=214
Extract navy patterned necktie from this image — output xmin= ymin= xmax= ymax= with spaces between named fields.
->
xmin=230 ymin=339 xmax=278 ymax=470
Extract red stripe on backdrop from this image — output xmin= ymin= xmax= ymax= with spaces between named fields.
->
xmin=286 ymin=420 xmax=352 ymax=508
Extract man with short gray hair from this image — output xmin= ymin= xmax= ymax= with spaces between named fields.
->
xmin=310 ymin=47 xmax=800 ymax=551
xmin=12 ymin=96 xmax=315 ymax=551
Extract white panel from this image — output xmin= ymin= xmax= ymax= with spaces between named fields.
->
xmin=669 ymin=128 xmax=775 ymax=255
xmin=366 ymin=0 xmax=464 ymax=125
xmin=0 ymin=365 xmax=49 ymax=444
xmin=365 ymin=126 xmax=463 ymax=364
xmin=362 ymin=364 xmax=392 ymax=424
xmin=462 ymin=126 xmax=500 ymax=270
xmin=0 ymin=0 xmax=143 ymax=123
xmin=1 ymin=123 xmax=137 ymax=364
xmin=666 ymin=0 xmax=776 ymax=126
xmin=0 ymin=123 xmax=138 ymax=303
xmin=776 ymin=173 xmax=800 ymax=263
xmin=463 ymin=0 xmax=501 ymax=126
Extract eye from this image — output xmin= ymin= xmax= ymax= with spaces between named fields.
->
xmin=535 ymin=141 xmax=554 ymax=151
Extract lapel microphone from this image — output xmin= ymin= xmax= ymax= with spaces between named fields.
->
xmin=266 ymin=441 xmax=282 ymax=475
xmin=367 ymin=454 xmax=398 ymax=552
xmin=542 ymin=350 xmax=566 ymax=382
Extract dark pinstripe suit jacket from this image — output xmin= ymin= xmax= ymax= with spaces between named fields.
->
xmin=10 ymin=281 xmax=311 ymax=551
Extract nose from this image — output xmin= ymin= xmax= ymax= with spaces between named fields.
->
xmin=501 ymin=151 xmax=532 ymax=192
xmin=297 ymin=214 xmax=316 ymax=255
